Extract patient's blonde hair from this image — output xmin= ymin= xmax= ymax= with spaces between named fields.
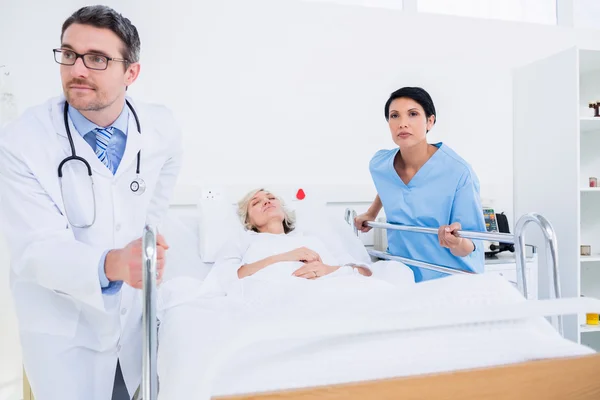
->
xmin=237 ymin=188 xmax=296 ymax=234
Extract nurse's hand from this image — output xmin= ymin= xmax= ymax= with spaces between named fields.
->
xmin=105 ymin=234 xmax=170 ymax=289
xmin=438 ymin=222 xmax=463 ymax=249
xmin=354 ymin=212 xmax=376 ymax=233
xmin=439 ymin=223 xmax=475 ymax=257
xmin=292 ymin=261 xmax=340 ymax=279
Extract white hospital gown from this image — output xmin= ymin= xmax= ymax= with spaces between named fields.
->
xmin=202 ymin=229 xmax=383 ymax=305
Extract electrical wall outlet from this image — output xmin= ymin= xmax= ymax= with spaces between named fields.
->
xmin=201 ymin=187 xmax=223 ymax=200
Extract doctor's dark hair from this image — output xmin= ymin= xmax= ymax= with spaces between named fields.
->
xmin=61 ymin=5 xmax=141 ymax=64
xmin=384 ymin=87 xmax=437 ymax=124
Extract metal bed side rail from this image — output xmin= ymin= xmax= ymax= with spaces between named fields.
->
xmin=367 ymin=249 xmax=475 ymax=276
xmin=142 ymin=225 xmax=159 ymax=400
xmin=514 ymin=213 xmax=562 ymax=334
xmin=366 ymin=220 xmax=515 ymax=244
xmin=344 ymin=209 xmax=562 ymax=334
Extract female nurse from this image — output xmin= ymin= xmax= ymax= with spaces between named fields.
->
xmin=354 ymin=87 xmax=486 ymax=282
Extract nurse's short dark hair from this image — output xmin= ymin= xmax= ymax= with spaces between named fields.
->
xmin=384 ymin=87 xmax=436 ymax=123
xmin=61 ymin=5 xmax=141 ymax=64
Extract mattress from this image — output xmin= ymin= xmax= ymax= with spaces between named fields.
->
xmin=156 ymin=273 xmax=596 ymax=399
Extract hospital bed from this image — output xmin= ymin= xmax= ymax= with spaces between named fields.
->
xmin=136 ymin=211 xmax=600 ymax=400
xmin=20 ymin=209 xmax=600 ymax=399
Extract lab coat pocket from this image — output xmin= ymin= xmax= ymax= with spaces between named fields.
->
xmin=13 ymin=282 xmax=81 ymax=338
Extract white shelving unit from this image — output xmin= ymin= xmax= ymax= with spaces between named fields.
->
xmin=513 ymin=47 xmax=600 ymax=350
xmin=581 ymin=256 xmax=600 ymax=263
xmin=580 ymin=117 xmax=600 ymax=132
xmin=581 ymin=325 xmax=600 ymax=334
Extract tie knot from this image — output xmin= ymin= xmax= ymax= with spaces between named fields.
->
xmin=94 ymin=126 xmax=114 ymax=138
xmin=94 ymin=127 xmax=114 ymax=150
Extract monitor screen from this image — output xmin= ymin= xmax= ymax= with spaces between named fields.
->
xmin=483 ymin=208 xmax=498 ymax=233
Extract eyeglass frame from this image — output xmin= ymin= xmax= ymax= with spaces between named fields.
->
xmin=52 ymin=48 xmax=130 ymax=71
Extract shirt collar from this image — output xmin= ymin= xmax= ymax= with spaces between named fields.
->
xmin=67 ymin=103 xmax=129 ymax=137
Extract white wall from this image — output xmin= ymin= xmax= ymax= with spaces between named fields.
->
xmin=2 ymin=0 xmax=600 ymax=398
xmin=2 ymin=0 xmax=600 ymax=219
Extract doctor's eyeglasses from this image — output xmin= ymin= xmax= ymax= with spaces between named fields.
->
xmin=53 ymin=48 xmax=129 ymax=71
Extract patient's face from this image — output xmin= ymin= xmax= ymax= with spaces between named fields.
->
xmin=388 ymin=98 xmax=435 ymax=149
xmin=247 ymin=191 xmax=285 ymax=231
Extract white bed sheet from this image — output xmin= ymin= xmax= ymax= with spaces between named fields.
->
xmin=156 ymin=272 xmax=596 ymax=400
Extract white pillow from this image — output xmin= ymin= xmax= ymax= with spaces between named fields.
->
xmin=197 ymin=199 xmax=244 ymax=263
xmin=160 ymin=212 xmax=212 ymax=281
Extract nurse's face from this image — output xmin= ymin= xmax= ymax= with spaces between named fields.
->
xmin=247 ymin=191 xmax=285 ymax=231
xmin=59 ymin=23 xmax=139 ymax=113
xmin=387 ymin=98 xmax=435 ymax=149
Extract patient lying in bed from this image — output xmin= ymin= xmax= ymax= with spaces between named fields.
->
xmin=156 ymin=189 xmax=597 ymax=399
xmin=201 ymin=188 xmax=412 ymax=301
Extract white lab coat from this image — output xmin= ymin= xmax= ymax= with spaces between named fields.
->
xmin=0 ymin=95 xmax=183 ymax=400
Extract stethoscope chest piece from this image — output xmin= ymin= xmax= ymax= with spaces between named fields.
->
xmin=130 ymin=176 xmax=146 ymax=195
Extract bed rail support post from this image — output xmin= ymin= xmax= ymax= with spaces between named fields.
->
xmin=344 ymin=208 xmax=358 ymax=237
xmin=513 ymin=213 xmax=562 ymax=335
xmin=142 ymin=225 xmax=159 ymax=400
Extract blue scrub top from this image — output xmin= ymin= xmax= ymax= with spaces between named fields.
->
xmin=369 ymin=142 xmax=486 ymax=282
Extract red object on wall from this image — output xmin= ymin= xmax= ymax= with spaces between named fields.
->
xmin=296 ymin=188 xmax=306 ymax=200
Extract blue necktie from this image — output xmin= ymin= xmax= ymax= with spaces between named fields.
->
xmin=94 ymin=127 xmax=115 ymax=173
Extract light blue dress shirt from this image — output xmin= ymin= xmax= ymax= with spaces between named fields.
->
xmin=68 ymin=105 xmax=129 ymax=294
xmin=369 ymin=142 xmax=486 ymax=282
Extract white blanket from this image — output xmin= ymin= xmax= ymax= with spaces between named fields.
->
xmin=156 ymin=272 xmax=596 ymax=400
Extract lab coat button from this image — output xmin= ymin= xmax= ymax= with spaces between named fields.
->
xmin=121 ymin=308 xmax=127 ymax=315
xmin=117 ymin=344 xmax=122 ymax=352
xmin=115 ymin=223 xmax=121 ymax=231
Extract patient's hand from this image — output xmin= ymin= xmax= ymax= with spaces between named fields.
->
xmin=279 ymin=247 xmax=322 ymax=263
xmin=238 ymin=247 xmax=322 ymax=279
xmin=292 ymin=261 xmax=340 ymax=279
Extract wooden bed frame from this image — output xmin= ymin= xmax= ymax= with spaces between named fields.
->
xmin=23 ymin=368 xmax=33 ymax=400
xmin=22 ymin=353 xmax=600 ymax=399
xmin=218 ymin=353 xmax=600 ymax=400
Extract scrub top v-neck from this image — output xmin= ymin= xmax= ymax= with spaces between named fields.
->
xmin=369 ymin=142 xmax=486 ymax=282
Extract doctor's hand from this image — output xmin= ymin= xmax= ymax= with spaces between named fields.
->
xmin=354 ymin=212 xmax=376 ymax=233
xmin=105 ymin=234 xmax=170 ymax=289
xmin=278 ymin=247 xmax=322 ymax=263
xmin=292 ymin=261 xmax=340 ymax=279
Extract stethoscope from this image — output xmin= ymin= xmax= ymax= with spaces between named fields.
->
xmin=58 ymin=100 xmax=145 ymax=228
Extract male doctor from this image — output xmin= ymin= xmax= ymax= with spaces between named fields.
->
xmin=0 ymin=6 xmax=182 ymax=400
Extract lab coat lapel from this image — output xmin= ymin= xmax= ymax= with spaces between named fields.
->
xmin=51 ymin=98 xmax=113 ymax=179
xmin=114 ymin=110 xmax=141 ymax=179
